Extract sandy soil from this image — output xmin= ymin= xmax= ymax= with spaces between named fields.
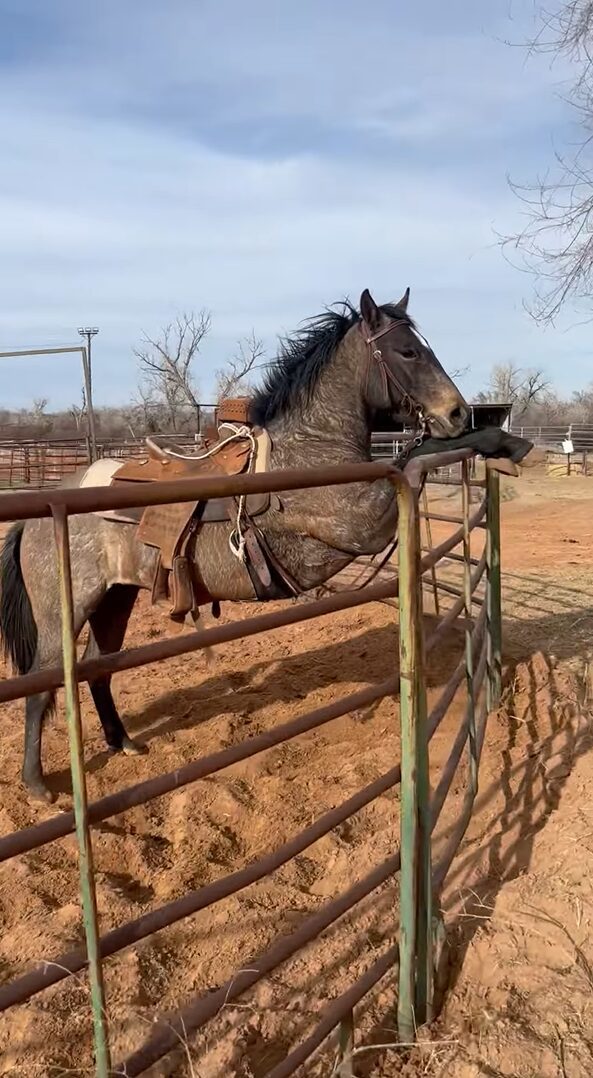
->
xmin=0 ymin=470 xmax=592 ymax=1076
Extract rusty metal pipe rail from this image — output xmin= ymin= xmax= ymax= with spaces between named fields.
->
xmin=423 ymin=547 xmax=481 ymax=567
xmin=422 ymin=577 xmax=481 ymax=608
xmin=432 ymin=692 xmax=490 ymax=891
xmin=0 ymin=496 xmax=485 ymax=708
xmin=425 ymin=550 xmax=487 ymax=651
xmin=116 ymin=609 xmax=488 ymax=1077
xmin=423 ymin=576 xmax=484 ymax=606
xmin=0 ymin=692 xmax=400 ymax=1012
xmin=116 ymin=847 xmax=403 ymax=1077
xmin=427 ymin=475 xmax=485 ymax=488
xmin=269 ymin=617 xmax=489 ymax=1078
xmin=0 ymin=509 xmax=488 ymax=862
xmin=267 ymin=944 xmax=399 ymax=1078
xmin=403 ymin=447 xmax=474 ymax=486
xmin=0 ymin=460 xmax=398 ymax=522
xmin=0 ymin=677 xmax=394 ymax=865
xmin=420 ymin=495 xmax=486 ymax=572
xmin=425 ymin=605 xmax=485 ymax=740
xmin=266 ymin=619 xmax=489 ymax=1078
xmin=0 ymin=577 xmax=399 ymax=706
xmin=0 ymin=602 xmax=487 ymax=1040
xmin=420 ymin=510 xmax=476 ymax=526
xmin=430 ymin=633 xmax=488 ymax=829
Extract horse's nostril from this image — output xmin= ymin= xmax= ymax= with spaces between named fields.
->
xmin=450 ymin=406 xmax=462 ymax=422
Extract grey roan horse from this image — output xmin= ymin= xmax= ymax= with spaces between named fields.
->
xmin=0 ymin=288 xmax=468 ymax=802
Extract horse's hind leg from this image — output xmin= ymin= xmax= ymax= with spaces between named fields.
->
xmin=83 ymin=585 xmax=146 ymax=757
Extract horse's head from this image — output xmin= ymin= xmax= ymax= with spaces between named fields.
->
xmin=359 ymin=288 xmax=468 ymax=438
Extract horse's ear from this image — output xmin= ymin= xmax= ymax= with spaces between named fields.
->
xmin=395 ymin=287 xmax=410 ymax=312
xmin=360 ymin=289 xmax=382 ymax=332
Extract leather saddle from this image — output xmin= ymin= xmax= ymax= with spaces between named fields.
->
xmin=108 ymin=398 xmax=295 ymax=624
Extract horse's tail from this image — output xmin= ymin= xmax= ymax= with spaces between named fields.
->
xmin=0 ymin=522 xmax=37 ymax=675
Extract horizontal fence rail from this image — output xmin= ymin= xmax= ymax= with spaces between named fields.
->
xmin=0 ymin=435 xmax=207 ymax=488
xmin=0 ymin=430 xmax=482 ymax=488
xmin=510 ymin=422 xmax=593 ymax=449
xmin=0 ymin=449 xmax=501 ymax=1076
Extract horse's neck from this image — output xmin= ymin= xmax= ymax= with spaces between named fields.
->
xmin=267 ymin=337 xmax=371 ymax=468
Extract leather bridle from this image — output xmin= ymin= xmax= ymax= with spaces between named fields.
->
xmin=362 ymin=318 xmax=428 ymax=460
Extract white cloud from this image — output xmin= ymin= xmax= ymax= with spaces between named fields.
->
xmin=0 ymin=0 xmax=589 ymax=408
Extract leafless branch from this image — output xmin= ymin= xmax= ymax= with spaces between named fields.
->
xmin=501 ymin=2 xmax=593 ymax=321
xmin=448 ymin=365 xmax=471 ymax=381
xmin=68 ymin=388 xmax=87 ymax=433
xmin=214 ymin=330 xmax=264 ymax=402
xmin=134 ymin=311 xmax=210 ymax=430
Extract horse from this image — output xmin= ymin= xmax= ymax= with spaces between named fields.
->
xmin=0 ymin=288 xmax=468 ymax=803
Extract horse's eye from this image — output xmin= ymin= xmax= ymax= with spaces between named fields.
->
xmin=399 ymin=348 xmax=416 ymax=359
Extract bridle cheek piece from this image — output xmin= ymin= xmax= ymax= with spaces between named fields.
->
xmin=362 ymin=320 xmax=428 ymax=458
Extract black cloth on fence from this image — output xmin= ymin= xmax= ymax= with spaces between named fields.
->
xmin=408 ymin=426 xmax=533 ymax=464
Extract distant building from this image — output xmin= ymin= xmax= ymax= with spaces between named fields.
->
xmin=469 ymin=402 xmax=512 ymax=432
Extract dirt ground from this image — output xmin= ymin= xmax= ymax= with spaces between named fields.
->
xmin=0 ymin=470 xmax=593 ymax=1076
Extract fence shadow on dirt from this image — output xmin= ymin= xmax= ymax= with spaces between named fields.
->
xmin=433 ymin=572 xmax=593 ymax=1007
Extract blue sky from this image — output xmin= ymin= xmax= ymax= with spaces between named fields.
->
xmin=0 ymin=0 xmax=588 ymax=408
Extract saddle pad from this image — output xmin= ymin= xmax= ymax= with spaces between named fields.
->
xmin=254 ymin=429 xmax=271 ymax=474
xmin=81 ymin=459 xmax=144 ymax=525
xmin=80 ymin=458 xmax=120 ymax=487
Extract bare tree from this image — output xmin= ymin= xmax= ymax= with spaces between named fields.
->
xmin=214 ymin=330 xmax=264 ymax=403
xmin=448 ymin=364 xmax=471 ymax=381
xmin=134 ymin=311 xmax=210 ymax=430
xmin=476 ymin=361 xmax=551 ymax=415
xmin=502 ymin=2 xmax=593 ymax=322
xmin=28 ymin=396 xmax=52 ymax=435
xmin=69 ymin=388 xmax=87 ymax=433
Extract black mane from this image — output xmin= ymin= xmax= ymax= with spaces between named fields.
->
xmin=250 ymin=301 xmax=412 ymax=426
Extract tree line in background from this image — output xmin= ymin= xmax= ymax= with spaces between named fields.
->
xmin=2 ymin=307 xmax=593 ymax=440
xmin=2 ymin=320 xmax=592 ymax=441
xmin=473 ymin=361 xmax=593 ymax=429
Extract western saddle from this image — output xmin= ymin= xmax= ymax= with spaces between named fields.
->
xmin=108 ymin=398 xmax=298 ymax=624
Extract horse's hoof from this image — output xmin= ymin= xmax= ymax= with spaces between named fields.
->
xmin=27 ymin=784 xmax=56 ymax=805
xmin=121 ymin=737 xmax=148 ymax=757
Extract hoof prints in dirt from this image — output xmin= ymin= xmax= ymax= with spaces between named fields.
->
xmin=103 ymin=871 xmax=156 ymax=905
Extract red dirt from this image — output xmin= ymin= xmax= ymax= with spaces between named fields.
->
xmin=0 ymin=471 xmax=592 ymax=1076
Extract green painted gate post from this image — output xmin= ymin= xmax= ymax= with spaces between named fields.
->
xmin=395 ymin=476 xmax=432 ymax=1040
xmin=51 ymin=505 xmax=112 ymax=1077
xmin=461 ymin=461 xmax=478 ymax=794
xmin=486 ymin=468 xmax=502 ymax=711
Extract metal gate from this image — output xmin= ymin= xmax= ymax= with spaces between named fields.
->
xmin=0 ymin=448 xmax=501 ymax=1075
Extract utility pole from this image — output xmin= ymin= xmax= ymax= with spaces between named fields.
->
xmin=77 ymin=327 xmax=98 ymax=461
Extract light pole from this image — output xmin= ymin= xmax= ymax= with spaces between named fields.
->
xmin=77 ymin=327 xmax=98 ymax=461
